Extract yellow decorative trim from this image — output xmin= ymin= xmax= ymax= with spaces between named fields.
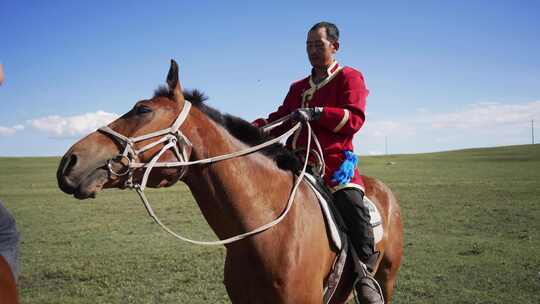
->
xmin=327 ymin=61 xmax=339 ymax=74
xmin=296 ymin=62 xmax=345 ymax=149
xmin=333 ymin=109 xmax=349 ymax=133
xmin=332 ymin=183 xmax=365 ymax=194
xmin=302 ymin=61 xmax=343 ymax=106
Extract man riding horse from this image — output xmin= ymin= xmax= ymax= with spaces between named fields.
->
xmin=253 ymin=21 xmax=383 ymax=303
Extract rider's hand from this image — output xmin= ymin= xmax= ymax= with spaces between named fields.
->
xmin=292 ymin=107 xmax=323 ymax=122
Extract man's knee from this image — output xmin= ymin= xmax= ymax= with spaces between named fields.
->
xmin=333 ymin=188 xmax=364 ymax=206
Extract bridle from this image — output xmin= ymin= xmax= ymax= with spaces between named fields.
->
xmin=97 ymin=99 xmax=319 ymax=246
xmin=99 ymin=101 xmax=193 ymax=190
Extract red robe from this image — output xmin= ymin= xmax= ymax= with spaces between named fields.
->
xmin=253 ymin=62 xmax=368 ymax=192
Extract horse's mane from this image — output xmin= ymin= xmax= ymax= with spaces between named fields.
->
xmin=154 ymin=87 xmax=302 ymax=172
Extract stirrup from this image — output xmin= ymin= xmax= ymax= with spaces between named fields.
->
xmin=354 ymin=265 xmax=385 ymax=304
xmin=353 ymin=261 xmax=384 ymax=304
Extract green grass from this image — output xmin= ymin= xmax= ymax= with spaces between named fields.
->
xmin=1 ymin=144 xmax=539 ymax=303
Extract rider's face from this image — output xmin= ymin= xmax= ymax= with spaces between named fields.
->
xmin=306 ymin=28 xmax=339 ymax=69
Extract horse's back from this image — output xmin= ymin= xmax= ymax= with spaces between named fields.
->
xmin=363 ymin=176 xmax=400 ymax=227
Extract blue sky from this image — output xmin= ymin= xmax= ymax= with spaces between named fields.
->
xmin=1 ymin=0 xmax=539 ymax=156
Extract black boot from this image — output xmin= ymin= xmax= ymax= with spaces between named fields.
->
xmin=355 ymin=272 xmax=385 ymax=304
xmin=352 ymin=248 xmax=384 ymax=304
xmin=333 ymin=188 xmax=384 ymax=304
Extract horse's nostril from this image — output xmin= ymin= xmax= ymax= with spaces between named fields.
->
xmin=65 ymin=154 xmax=78 ymax=174
xmin=57 ymin=153 xmax=80 ymax=194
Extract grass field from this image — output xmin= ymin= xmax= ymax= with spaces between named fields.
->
xmin=1 ymin=144 xmax=539 ymax=303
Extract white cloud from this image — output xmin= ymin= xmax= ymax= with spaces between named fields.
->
xmin=361 ymin=120 xmax=416 ymax=138
xmin=355 ymin=100 xmax=540 ymax=155
xmin=0 ymin=125 xmax=24 ymax=136
xmin=28 ymin=111 xmax=119 ymax=138
xmin=429 ymin=101 xmax=540 ymax=129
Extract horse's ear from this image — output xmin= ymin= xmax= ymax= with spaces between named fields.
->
xmin=166 ymin=59 xmax=184 ymax=103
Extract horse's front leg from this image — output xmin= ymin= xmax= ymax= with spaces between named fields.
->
xmin=224 ymin=253 xmax=274 ymax=303
xmin=224 ymin=254 xmax=324 ymax=304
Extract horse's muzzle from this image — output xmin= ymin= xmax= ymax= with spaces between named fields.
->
xmin=57 ymin=152 xmax=108 ymax=199
xmin=57 ymin=152 xmax=79 ymax=195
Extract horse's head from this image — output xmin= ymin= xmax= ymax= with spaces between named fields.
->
xmin=57 ymin=60 xmax=194 ymax=199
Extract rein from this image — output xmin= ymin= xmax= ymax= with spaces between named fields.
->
xmin=98 ymin=101 xmax=319 ymax=246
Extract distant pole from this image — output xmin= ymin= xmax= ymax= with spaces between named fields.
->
xmin=385 ymin=136 xmax=388 ymax=155
xmin=533 ymin=120 xmax=535 ymax=144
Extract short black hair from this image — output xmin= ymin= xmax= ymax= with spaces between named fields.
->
xmin=309 ymin=22 xmax=339 ymax=43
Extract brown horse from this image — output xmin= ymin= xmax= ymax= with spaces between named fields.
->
xmin=0 ymin=256 xmax=18 ymax=304
xmin=57 ymin=60 xmax=403 ymax=303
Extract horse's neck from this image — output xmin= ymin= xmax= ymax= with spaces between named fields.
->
xmin=184 ymin=114 xmax=293 ymax=241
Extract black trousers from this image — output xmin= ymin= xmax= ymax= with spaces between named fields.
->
xmin=333 ymin=188 xmax=375 ymax=264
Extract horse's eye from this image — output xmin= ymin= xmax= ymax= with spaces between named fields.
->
xmin=136 ymin=106 xmax=152 ymax=114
